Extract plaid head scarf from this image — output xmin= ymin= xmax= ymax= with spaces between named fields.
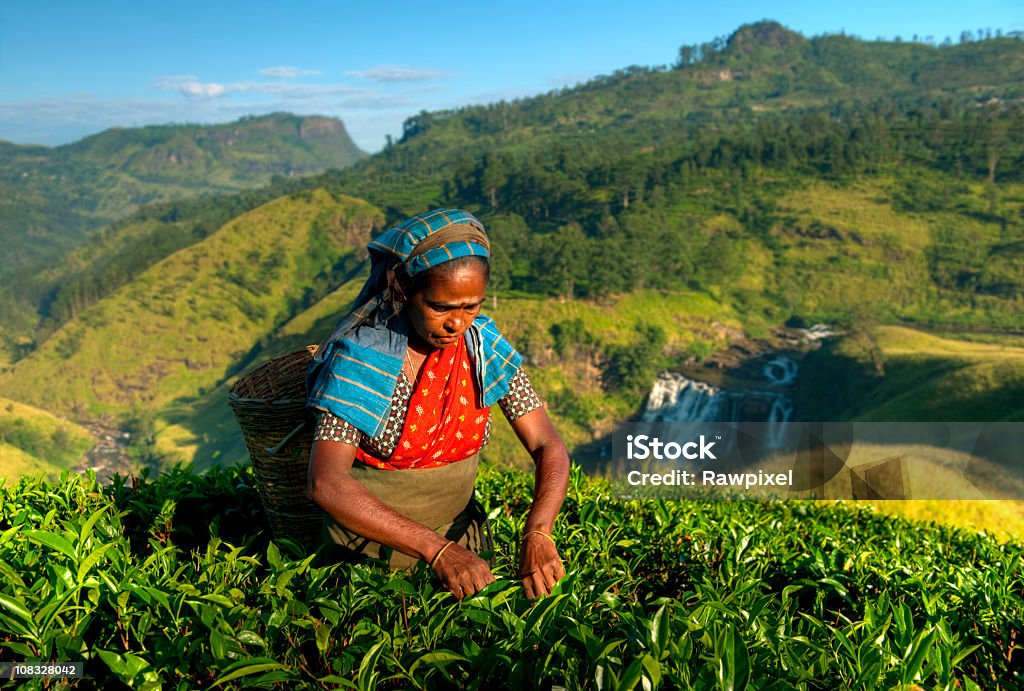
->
xmin=306 ymin=209 xmax=522 ymax=437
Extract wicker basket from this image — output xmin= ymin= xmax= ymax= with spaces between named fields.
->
xmin=228 ymin=345 xmax=321 ymax=545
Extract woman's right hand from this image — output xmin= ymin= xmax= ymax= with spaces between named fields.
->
xmin=430 ymin=542 xmax=495 ymax=599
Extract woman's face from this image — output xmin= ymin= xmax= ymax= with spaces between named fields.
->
xmin=404 ymin=263 xmax=488 ymax=349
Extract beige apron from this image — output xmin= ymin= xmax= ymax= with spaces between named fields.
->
xmin=323 ymin=454 xmax=493 ymax=570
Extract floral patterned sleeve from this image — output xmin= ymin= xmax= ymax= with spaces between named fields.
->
xmin=497 ymin=367 xmax=544 ymax=422
xmin=313 ymin=410 xmax=362 ymax=446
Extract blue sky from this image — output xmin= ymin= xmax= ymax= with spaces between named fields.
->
xmin=1 ymin=0 xmax=1020 ymax=152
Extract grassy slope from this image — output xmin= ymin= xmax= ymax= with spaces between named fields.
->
xmin=865 ymin=326 xmax=1024 ymax=422
xmin=856 ymin=326 xmax=1024 ymax=539
xmin=800 ymin=325 xmax=1024 ymax=423
xmin=797 ymin=325 xmax=1024 ymax=539
xmin=0 ymin=115 xmax=369 ymax=363
xmin=153 ymin=277 xmax=369 ymax=466
xmin=0 ymin=444 xmax=62 ymax=483
xmin=0 ymin=190 xmax=383 ymax=419
xmin=774 ymin=177 xmax=1024 ymax=325
xmin=0 ymin=396 xmax=93 ymax=480
xmin=2 ymin=169 xmax=1021 ymax=537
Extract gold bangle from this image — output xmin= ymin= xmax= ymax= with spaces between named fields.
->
xmin=522 ymin=530 xmax=556 ymax=546
xmin=429 ymin=540 xmax=455 ymax=568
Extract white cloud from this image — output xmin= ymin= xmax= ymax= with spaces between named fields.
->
xmin=153 ymin=76 xmax=227 ymax=98
xmin=180 ymin=82 xmax=227 ymax=97
xmin=152 ymin=76 xmax=373 ymax=101
xmin=345 ymin=65 xmax=453 ymax=82
xmin=258 ymin=66 xmax=323 ymax=79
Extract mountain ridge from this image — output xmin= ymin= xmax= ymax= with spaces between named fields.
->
xmin=0 ymin=112 xmax=367 ymax=279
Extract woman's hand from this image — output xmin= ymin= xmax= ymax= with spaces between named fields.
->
xmin=517 ymin=532 xmax=565 ymax=599
xmin=430 ymin=541 xmax=496 ymax=599
xmin=507 ymin=407 xmax=570 ymax=599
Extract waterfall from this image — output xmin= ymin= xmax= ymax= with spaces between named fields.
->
xmin=642 ymin=372 xmax=794 ymax=424
xmin=640 ymin=368 xmax=796 ymax=448
xmin=642 ymin=376 xmax=723 ymax=422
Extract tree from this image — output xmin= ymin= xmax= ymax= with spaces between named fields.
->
xmin=601 ymin=323 xmax=667 ymax=401
xmin=537 ymin=223 xmax=588 ymax=299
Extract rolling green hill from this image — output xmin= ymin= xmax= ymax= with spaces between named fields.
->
xmin=322 ymin=22 xmax=1023 ymax=219
xmin=0 ymin=396 xmax=93 ymax=480
xmin=0 ymin=113 xmax=367 ymax=279
xmin=4 ymin=25 xmax=1023 ymax=463
xmin=302 ymin=23 xmax=1023 ymax=337
xmin=798 ymin=325 xmax=1024 ymax=422
xmin=0 ymin=190 xmax=383 ymax=421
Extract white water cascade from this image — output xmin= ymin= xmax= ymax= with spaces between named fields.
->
xmin=640 ymin=369 xmax=796 ymax=449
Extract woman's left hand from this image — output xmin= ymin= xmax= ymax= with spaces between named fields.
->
xmin=517 ymin=532 xmax=565 ymax=599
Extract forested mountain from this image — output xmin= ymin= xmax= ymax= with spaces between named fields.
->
xmin=0 ymin=114 xmax=367 ymax=359
xmin=312 ymin=22 xmax=1022 ymax=324
xmin=342 ymin=26 xmax=1020 ymax=345
xmin=333 ymin=21 xmax=1022 ymax=213
xmin=3 ymin=23 xmax=1020 ymax=341
xmin=0 ymin=113 xmax=366 ymax=278
xmin=8 ymin=23 xmax=1021 ymax=357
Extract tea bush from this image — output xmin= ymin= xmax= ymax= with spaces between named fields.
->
xmin=0 ymin=464 xmax=1021 ymax=689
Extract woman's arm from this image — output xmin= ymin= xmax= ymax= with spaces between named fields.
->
xmin=507 ymin=406 xmax=570 ymax=598
xmin=307 ymin=439 xmax=495 ymax=598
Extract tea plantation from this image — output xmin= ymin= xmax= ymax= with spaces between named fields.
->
xmin=0 ymin=463 xmax=1021 ymax=689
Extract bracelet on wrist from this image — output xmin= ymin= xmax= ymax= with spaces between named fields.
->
xmin=429 ymin=540 xmax=455 ymax=568
xmin=522 ymin=530 xmax=556 ymax=546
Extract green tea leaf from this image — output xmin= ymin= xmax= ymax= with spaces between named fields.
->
xmin=78 ymin=504 xmax=110 ymax=546
xmin=23 ymin=529 xmax=76 ymax=560
xmin=357 ymin=639 xmax=387 ymax=690
xmin=266 ymin=541 xmax=282 ymax=570
xmin=902 ymin=628 xmax=936 ymax=683
xmin=213 ymin=658 xmax=288 ymax=686
xmin=616 ymin=658 xmax=644 ymax=691
xmin=409 ymin=649 xmax=467 ymax=675
xmin=77 ymin=543 xmax=115 ymax=583
xmin=640 ymin=653 xmax=661 ymax=688
xmin=0 ymin=593 xmax=35 ymax=627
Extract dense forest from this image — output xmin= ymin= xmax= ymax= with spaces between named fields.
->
xmin=315 ymin=23 xmax=1023 ymax=317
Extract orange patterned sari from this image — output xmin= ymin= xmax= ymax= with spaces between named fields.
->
xmin=355 ymin=337 xmax=490 ymax=470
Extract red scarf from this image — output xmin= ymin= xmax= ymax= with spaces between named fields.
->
xmin=356 ymin=338 xmax=490 ymax=470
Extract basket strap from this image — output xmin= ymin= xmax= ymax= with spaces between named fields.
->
xmin=266 ymin=421 xmax=308 ymax=455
